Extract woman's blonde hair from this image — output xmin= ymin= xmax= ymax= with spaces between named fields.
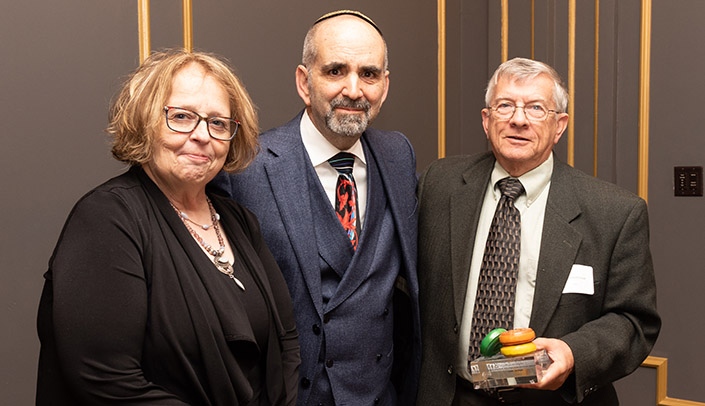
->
xmin=108 ymin=49 xmax=259 ymax=173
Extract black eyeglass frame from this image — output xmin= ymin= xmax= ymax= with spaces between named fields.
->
xmin=163 ymin=106 xmax=240 ymax=141
xmin=487 ymin=102 xmax=560 ymax=122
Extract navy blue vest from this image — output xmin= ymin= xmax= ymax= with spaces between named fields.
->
xmin=302 ymin=142 xmax=403 ymax=406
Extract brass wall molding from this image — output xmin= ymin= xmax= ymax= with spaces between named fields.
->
xmin=501 ymin=0 xmax=509 ymax=62
xmin=437 ymin=0 xmax=446 ymax=159
xmin=182 ymin=0 xmax=193 ymax=52
xmin=530 ymin=0 xmax=535 ymax=59
xmin=642 ymin=356 xmax=705 ymax=405
xmin=567 ymin=0 xmax=576 ymax=166
xmin=137 ymin=0 xmax=194 ymax=63
xmin=138 ymin=0 xmax=150 ymax=63
xmin=593 ymin=0 xmax=600 ymax=177
xmin=638 ymin=0 xmax=651 ymax=202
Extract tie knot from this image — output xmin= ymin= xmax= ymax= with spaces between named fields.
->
xmin=497 ymin=177 xmax=524 ymax=200
xmin=329 ymin=152 xmax=355 ymax=175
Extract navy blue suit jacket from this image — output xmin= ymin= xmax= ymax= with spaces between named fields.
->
xmin=212 ymin=112 xmax=421 ymax=405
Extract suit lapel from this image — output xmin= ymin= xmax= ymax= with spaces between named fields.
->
xmin=450 ymin=157 xmax=494 ymax=323
xmin=263 ymin=121 xmax=324 ymax=314
xmin=323 ymin=132 xmax=418 ymax=311
xmin=529 ymin=160 xmax=583 ymax=335
xmin=324 ymin=165 xmax=385 ymax=311
xmin=362 ymin=132 xmax=418 ymax=291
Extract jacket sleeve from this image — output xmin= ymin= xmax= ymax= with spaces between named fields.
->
xmin=561 ymin=198 xmax=661 ymax=402
xmin=44 ymin=190 xmax=189 ymax=405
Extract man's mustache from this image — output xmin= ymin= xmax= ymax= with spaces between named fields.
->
xmin=330 ymin=97 xmax=371 ymax=111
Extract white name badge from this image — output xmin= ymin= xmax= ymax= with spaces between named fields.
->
xmin=562 ymin=264 xmax=594 ymax=295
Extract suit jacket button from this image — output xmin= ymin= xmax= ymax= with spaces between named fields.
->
xmin=325 ymin=359 xmax=334 ymax=368
xmin=323 ymin=314 xmax=331 ymax=323
xmin=376 ymin=353 xmax=383 ymax=362
xmin=447 ymin=364 xmax=454 ymax=374
xmin=453 ymin=323 xmax=459 ymax=333
xmin=300 ymin=378 xmax=311 ymax=388
xmin=374 ymin=398 xmax=380 ymax=404
xmin=312 ymin=324 xmax=321 ymax=335
xmin=383 ymin=308 xmax=389 ymax=316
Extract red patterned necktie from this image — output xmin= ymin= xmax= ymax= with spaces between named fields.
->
xmin=328 ymin=152 xmax=359 ymax=249
xmin=469 ymin=177 xmax=525 ymax=359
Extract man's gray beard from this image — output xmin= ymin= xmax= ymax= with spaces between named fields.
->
xmin=326 ymin=111 xmax=370 ymax=137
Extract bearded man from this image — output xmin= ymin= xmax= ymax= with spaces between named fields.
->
xmin=212 ymin=10 xmax=421 ymax=406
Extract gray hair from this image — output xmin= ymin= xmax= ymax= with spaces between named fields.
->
xmin=485 ymin=57 xmax=568 ymax=113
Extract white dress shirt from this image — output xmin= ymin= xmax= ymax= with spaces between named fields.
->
xmin=456 ymin=154 xmax=553 ymax=381
xmin=299 ymin=110 xmax=367 ymax=228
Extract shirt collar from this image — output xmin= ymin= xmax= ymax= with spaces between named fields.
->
xmin=300 ymin=110 xmax=366 ymax=166
xmin=491 ymin=153 xmax=553 ymax=207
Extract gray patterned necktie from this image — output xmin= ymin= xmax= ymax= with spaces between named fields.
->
xmin=469 ymin=177 xmax=525 ymax=359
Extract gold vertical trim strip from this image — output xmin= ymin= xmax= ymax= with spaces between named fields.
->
xmin=138 ymin=0 xmax=151 ymax=63
xmin=501 ymin=0 xmax=509 ymax=62
xmin=593 ymin=0 xmax=600 ymax=177
xmin=437 ymin=0 xmax=446 ymax=158
xmin=182 ymin=0 xmax=193 ymax=51
xmin=531 ymin=0 xmax=535 ymax=59
xmin=567 ymin=0 xmax=576 ymax=166
xmin=638 ymin=0 xmax=651 ymax=201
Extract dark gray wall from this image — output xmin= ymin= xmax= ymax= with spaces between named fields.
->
xmin=3 ymin=0 xmax=705 ymax=404
xmin=648 ymin=0 xmax=705 ymax=402
xmin=1 ymin=2 xmax=135 ymax=405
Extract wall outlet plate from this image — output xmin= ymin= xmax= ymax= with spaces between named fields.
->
xmin=674 ymin=166 xmax=703 ymax=196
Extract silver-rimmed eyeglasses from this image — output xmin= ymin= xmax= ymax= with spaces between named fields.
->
xmin=487 ymin=102 xmax=559 ymax=121
xmin=164 ymin=106 xmax=240 ymax=141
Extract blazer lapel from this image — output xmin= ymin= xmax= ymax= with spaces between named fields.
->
xmin=263 ymin=125 xmax=324 ymax=314
xmin=362 ymin=133 xmax=416 ymax=250
xmin=322 ymin=132 xmax=419 ymax=312
xmin=324 ymin=170 xmax=384 ymax=311
xmin=529 ymin=160 xmax=582 ymax=336
xmin=450 ymin=158 xmax=494 ymax=323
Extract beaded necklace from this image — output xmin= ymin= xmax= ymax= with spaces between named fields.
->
xmin=170 ymin=198 xmax=245 ymax=291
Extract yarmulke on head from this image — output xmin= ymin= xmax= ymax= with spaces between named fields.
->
xmin=313 ymin=9 xmax=382 ymax=36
